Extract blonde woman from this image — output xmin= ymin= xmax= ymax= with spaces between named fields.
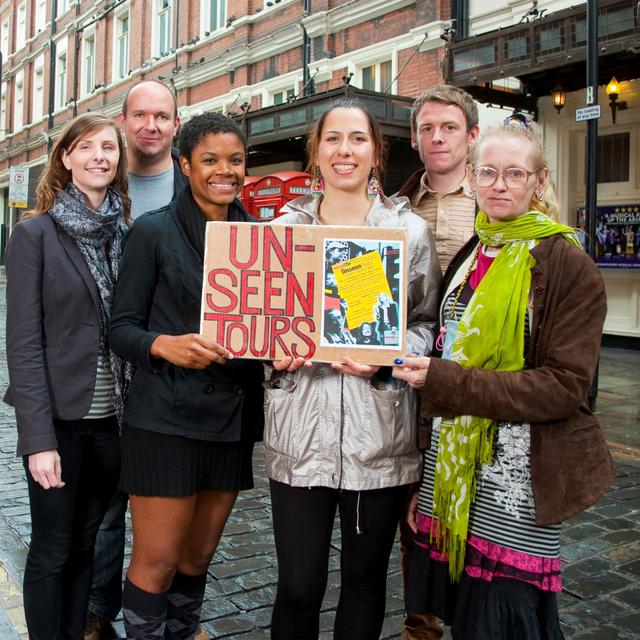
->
xmin=393 ymin=115 xmax=614 ymax=639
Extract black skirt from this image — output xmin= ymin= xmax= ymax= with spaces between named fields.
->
xmin=119 ymin=425 xmax=254 ymax=496
xmin=407 ymin=545 xmax=565 ymax=640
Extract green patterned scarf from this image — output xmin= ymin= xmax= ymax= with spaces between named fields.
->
xmin=433 ymin=210 xmax=580 ymax=581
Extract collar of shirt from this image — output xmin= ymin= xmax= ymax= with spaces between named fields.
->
xmin=414 ymin=171 xmax=475 ymax=203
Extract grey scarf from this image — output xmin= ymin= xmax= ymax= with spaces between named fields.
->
xmin=49 ymin=183 xmax=131 ymax=425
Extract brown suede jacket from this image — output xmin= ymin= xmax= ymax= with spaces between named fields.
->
xmin=421 ymin=234 xmax=615 ymax=525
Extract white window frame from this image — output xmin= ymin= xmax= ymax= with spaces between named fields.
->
xmin=112 ymin=4 xmax=130 ymax=81
xmin=358 ymin=59 xmax=393 ymax=93
xmin=201 ymin=0 xmax=227 ymax=36
xmin=1 ymin=18 xmax=10 ymax=59
xmin=152 ymin=0 xmax=173 ymax=58
xmin=271 ymin=87 xmax=296 ymax=106
xmin=260 ymin=74 xmax=301 ymax=108
xmin=57 ymin=0 xmax=72 ymax=18
xmin=82 ymin=30 xmax=96 ymax=97
xmin=32 ymin=55 xmax=45 ymax=123
xmin=16 ymin=2 xmax=27 ymax=52
xmin=35 ymin=0 xmax=47 ymax=33
xmin=0 ymin=82 xmax=6 ymax=140
xmin=55 ymin=38 xmax=67 ymax=111
xmin=345 ymin=43 xmax=399 ymax=95
xmin=14 ymin=69 xmax=24 ymax=131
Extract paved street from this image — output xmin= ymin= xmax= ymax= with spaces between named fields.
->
xmin=0 ymin=264 xmax=638 ymax=639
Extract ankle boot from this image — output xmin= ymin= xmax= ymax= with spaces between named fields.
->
xmin=164 ymin=572 xmax=208 ymax=639
xmin=122 ymin=576 xmax=167 ymax=639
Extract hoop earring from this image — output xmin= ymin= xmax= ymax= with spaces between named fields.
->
xmin=311 ymin=167 xmax=324 ymax=199
xmin=368 ymin=168 xmax=382 ymax=199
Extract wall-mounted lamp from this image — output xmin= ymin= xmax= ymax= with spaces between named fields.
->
xmin=605 ymin=76 xmax=627 ymax=124
xmin=342 ymin=72 xmax=353 ymax=87
xmin=551 ymin=85 xmax=567 ymax=113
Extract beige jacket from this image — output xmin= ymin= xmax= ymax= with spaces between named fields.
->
xmin=263 ymin=195 xmax=442 ymax=490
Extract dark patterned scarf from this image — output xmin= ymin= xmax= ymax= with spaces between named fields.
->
xmin=48 ymin=183 xmax=131 ymax=425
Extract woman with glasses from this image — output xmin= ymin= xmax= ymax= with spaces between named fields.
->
xmin=392 ymin=116 xmax=614 ymax=639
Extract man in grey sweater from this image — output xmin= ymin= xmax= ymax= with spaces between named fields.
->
xmin=85 ymin=80 xmax=188 ymax=640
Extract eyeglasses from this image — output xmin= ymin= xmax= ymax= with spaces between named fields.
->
xmin=473 ymin=166 xmax=539 ymax=188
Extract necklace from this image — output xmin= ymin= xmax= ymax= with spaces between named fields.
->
xmin=435 ymin=244 xmax=480 ymax=352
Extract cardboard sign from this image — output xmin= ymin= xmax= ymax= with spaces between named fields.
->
xmin=200 ymin=222 xmax=408 ymax=365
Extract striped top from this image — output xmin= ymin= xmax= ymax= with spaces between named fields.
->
xmin=410 ymin=174 xmax=476 ymax=272
xmin=418 ymin=268 xmax=560 ymax=559
xmin=86 ymin=351 xmax=115 ymax=419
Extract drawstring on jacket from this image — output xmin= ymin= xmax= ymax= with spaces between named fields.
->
xmin=356 ymin=491 xmax=362 ymax=535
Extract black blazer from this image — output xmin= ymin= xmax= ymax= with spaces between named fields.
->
xmin=4 ymin=214 xmax=104 ymax=456
xmin=109 ymin=190 xmax=264 ymax=443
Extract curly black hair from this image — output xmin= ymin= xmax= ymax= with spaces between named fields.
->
xmin=178 ymin=112 xmax=247 ymax=160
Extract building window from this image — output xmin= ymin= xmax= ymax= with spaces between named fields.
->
xmin=56 ymin=46 xmax=67 ymax=110
xmin=203 ymin=0 xmax=226 ymax=34
xmin=114 ymin=10 xmax=130 ymax=80
xmin=33 ymin=55 xmax=44 ymax=122
xmin=35 ymin=0 xmax=47 ymax=33
xmin=596 ymin=133 xmax=630 ymax=184
xmin=361 ymin=60 xmax=392 ymax=92
xmin=155 ymin=0 xmax=173 ymax=57
xmin=16 ymin=2 xmax=27 ymax=51
xmin=14 ymin=70 xmax=24 ymax=131
xmin=58 ymin=0 xmax=72 ymax=17
xmin=0 ymin=83 xmax=6 ymax=140
xmin=1 ymin=18 xmax=9 ymax=58
xmin=83 ymin=34 xmax=96 ymax=96
xmin=273 ymin=88 xmax=295 ymax=105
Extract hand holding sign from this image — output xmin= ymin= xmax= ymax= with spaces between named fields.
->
xmin=150 ymin=333 xmax=233 ymax=369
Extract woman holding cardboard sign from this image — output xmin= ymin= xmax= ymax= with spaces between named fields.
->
xmin=264 ymin=99 xmax=442 ymax=639
xmin=392 ymin=118 xmax=613 ymax=638
xmin=109 ymin=113 xmax=264 ymax=638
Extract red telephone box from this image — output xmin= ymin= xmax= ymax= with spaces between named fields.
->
xmin=253 ymin=171 xmax=312 ymax=221
xmin=253 ymin=175 xmax=285 ymax=221
xmin=239 ymin=176 xmax=260 ymax=217
xmin=277 ymin=171 xmax=312 ymax=203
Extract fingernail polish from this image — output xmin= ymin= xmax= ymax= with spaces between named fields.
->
xmin=394 ymin=358 xmax=404 ymax=365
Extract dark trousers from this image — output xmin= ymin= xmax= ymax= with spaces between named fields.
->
xmin=88 ymin=490 xmax=128 ymax=621
xmin=269 ymin=478 xmax=409 ymax=640
xmin=23 ymin=416 xmax=120 ymax=640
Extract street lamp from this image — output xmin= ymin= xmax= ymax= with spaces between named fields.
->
xmin=551 ymin=85 xmax=567 ymax=113
xmin=605 ymin=76 xmax=627 ymax=124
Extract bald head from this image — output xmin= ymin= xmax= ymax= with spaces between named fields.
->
xmin=122 ymin=80 xmax=178 ymax=120
xmin=118 ymin=80 xmax=180 ymax=175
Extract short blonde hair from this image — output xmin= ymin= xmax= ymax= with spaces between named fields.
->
xmin=469 ymin=120 xmax=559 ymax=219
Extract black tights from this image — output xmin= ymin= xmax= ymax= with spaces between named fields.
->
xmin=269 ymin=479 xmax=409 ymax=640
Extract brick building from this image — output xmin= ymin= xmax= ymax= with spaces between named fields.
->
xmin=0 ymin=0 xmax=452 ymax=256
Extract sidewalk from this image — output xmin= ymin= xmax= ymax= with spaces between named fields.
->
xmin=0 ymin=264 xmax=638 ymax=638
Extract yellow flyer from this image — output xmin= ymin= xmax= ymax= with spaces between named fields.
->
xmin=332 ymin=252 xmax=392 ymax=328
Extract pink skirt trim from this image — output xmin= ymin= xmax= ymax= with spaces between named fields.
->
xmin=415 ymin=513 xmax=562 ymax=592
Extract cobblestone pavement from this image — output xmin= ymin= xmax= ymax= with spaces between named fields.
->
xmin=0 ymin=264 xmax=638 ymax=639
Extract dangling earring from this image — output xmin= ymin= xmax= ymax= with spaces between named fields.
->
xmin=311 ymin=167 xmax=324 ymax=199
xmin=535 ymin=190 xmax=543 ymax=201
xmin=368 ymin=168 xmax=382 ymax=199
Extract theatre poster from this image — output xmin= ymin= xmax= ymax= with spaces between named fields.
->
xmin=577 ymin=204 xmax=640 ymax=269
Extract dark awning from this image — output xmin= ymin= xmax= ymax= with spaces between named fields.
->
xmin=444 ymin=0 xmax=639 ymax=110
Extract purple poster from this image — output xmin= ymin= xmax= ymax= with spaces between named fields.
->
xmin=577 ymin=205 xmax=640 ymax=269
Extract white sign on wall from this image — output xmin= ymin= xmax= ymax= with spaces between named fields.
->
xmin=8 ymin=166 xmax=29 ymax=208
